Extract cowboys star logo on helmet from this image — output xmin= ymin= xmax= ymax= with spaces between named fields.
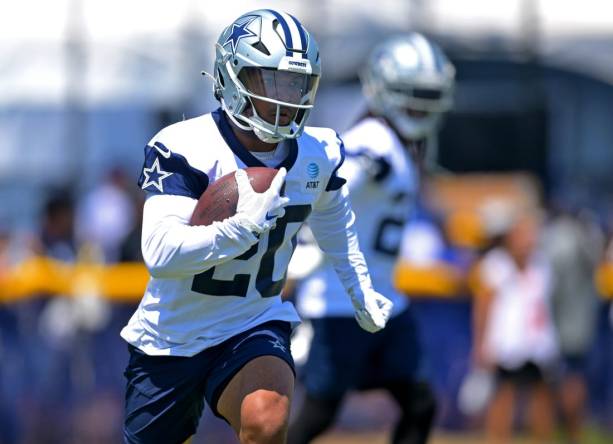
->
xmin=223 ymin=15 xmax=258 ymax=55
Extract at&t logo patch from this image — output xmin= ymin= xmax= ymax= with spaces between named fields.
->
xmin=306 ymin=162 xmax=320 ymax=189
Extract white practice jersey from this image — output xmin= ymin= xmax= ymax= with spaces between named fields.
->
xmin=296 ymin=117 xmax=418 ymax=318
xmin=481 ymin=248 xmax=558 ymax=369
xmin=121 ymin=109 xmax=375 ymax=356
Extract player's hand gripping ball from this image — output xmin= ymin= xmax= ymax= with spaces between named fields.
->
xmin=190 ymin=167 xmax=288 ymax=232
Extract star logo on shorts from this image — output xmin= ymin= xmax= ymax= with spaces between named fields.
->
xmin=269 ymin=339 xmax=286 ymax=353
xmin=141 ymin=157 xmax=173 ymax=192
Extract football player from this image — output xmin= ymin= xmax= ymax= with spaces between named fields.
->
xmin=120 ymin=9 xmax=393 ymax=444
xmin=288 ymin=34 xmax=455 ymax=444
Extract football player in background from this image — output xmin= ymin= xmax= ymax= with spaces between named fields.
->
xmin=120 ymin=9 xmax=393 ymax=444
xmin=288 ymin=34 xmax=455 ymax=444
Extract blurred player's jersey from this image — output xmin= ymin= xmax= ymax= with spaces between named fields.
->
xmin=296 ymin=117 xmax=418 ymax=318
xmin=121 ymin=108 xmax=347 ymax=356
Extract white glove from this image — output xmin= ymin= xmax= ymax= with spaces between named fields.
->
xmin=348 ymin=287 xmax=393 ymax=333
xmin=235 ymin=167 xmax=290 ymax=234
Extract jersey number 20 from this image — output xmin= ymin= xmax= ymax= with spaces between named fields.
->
xmin=191 ymin=205 xmax=311 ymax=298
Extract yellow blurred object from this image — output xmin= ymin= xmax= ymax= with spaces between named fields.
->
xmin=466 ymin=259 xmax=488 ymax=298
xmin=445 ymin=210 xmax=484 ymax=249
xmin=1 ymin=255 xmax=612 ymax=302
xmin=394 ymin=260 xmax=464 ymax=297
xmin=427 ymin=173 xmax=541 ymax=248
xmin=0 ymin=257 xmax=148 ymax=303
xmin=595 ymin=262 xmax=613 ymax=300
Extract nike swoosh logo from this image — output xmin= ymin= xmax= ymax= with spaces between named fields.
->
xmin=153 ymin=142 xmax=171 ymax=159
xmin=265 ymin=212 xmax=275 ymax=221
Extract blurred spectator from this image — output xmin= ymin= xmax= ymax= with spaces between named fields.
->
xmin=36 ymin=191 xmax=79 ymax=347
xmin=34 ymin=189 xmax=122 ymax=443
xmin=12 ymin=190 xmax=79 ymax=443
xmin=76 ymin=167 xmax=135 ymax=263
xmin=472 ymin=208 xmax=558 ymax=444
xmin=0 ymin=222 xmax=11 ymax=273
xmin=38 ymin=191 xmax=78 ymax=261
xmin=543 ymin=208 xmax=604 ymax=444
xmin=118 ymin=190 xmax=145 ymax=263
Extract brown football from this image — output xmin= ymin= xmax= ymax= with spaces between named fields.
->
xmin=190 ymin=167 xmax=279 ymax=226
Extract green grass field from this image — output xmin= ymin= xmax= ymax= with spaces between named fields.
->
xmin=313 ymin=426 xmax=613 ymax=444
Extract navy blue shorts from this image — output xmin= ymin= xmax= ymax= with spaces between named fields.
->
xmin=302 ymin=307 xmax=426 ymax=400
xmin=123 ymin=320 xmax=294 ymax=444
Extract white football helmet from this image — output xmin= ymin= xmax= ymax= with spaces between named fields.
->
xmin=213 ymin=9 xmax=321 ymax=143
xmin=361 ymin=33 xmax=455 ymax=140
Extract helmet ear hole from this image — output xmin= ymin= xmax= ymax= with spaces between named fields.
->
xmin=251 ymin=41 xmax=271 ymax=56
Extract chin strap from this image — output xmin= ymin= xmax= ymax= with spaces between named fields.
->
xmin=253 ymin=126 xmax=283 ymax=143
xmin=221 ymin=99 xmax=289 ymax=144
